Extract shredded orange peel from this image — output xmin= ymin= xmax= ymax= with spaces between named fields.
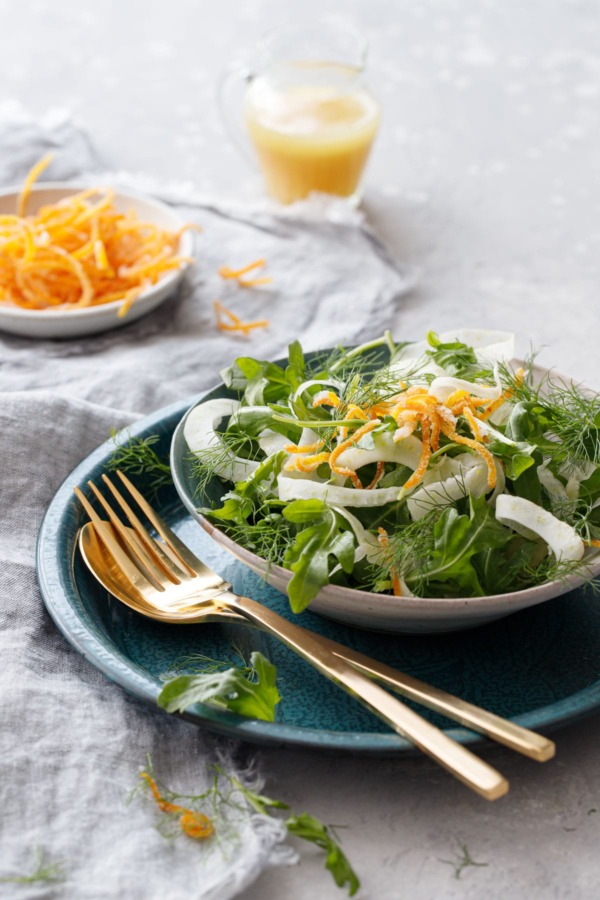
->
xmin=218 ymin=257 xmax=272 ymax=288
xmin=0 ymin=153 xmax=196 ymax=317
xmin=283 ymin=377 xmax=516 ymax=494
xmin=140 ymin=772 xmax=213 ymax=840
xmin=213 ymin=300 xmax=269 ymax=335
xmin=284 ymin=439 xmax=325 ymax=454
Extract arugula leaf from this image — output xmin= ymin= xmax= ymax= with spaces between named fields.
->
xmin=204 ymin=494 xmax=254 ymax=525
xmin=221 ymin=342 xmax=308 ymax=406
xmin=474 ymin=537 xmax=542 ymax=595
xmin=157 ymin=651 xmax=281 ymax=722
xmin=285 ymin=339 xmax=306 ymax=389
xmin=509 ymin=451 xmax=544 ymax=505
xmin=486 ymin=437 xmax=536 ymax=480
xmin=409 ymin=495 xmax=511 ymax=596
xmin=223 ymin=775 xmax=361 ymax=896
xmin=286 ymin=814 xmax=360 ymax=897
xmin=283 ymin=500 xmax=355 ymax=612
xmin=204 ymin=452 xmax=285 ymax=523
xmin=425 ymin=331 xmax=482 ymax=377
xmin=578 ymin=467 xmax=600 ymax=507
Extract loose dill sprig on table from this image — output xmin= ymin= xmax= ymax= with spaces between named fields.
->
xmin=0 ymin=846 xmax=67 ymax=885
xmin=107 ymin=429 xmax=173 ymax=499
xmin=439 ymin=842 xmax=489 ymax=880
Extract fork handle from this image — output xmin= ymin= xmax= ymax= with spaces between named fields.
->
xmin=227 ymin=594 xmax=508 ymax=801
xmin=317 ymin=637 xmax=555 ymax=763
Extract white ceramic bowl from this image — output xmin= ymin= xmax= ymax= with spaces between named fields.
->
xmin=171 ymin=362 xmax=600 ymax=634
xmin=0 ymin=183 xmax=194 ymax=339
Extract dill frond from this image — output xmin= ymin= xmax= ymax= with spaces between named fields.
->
xmin=366 ymin=511 xmax=439 ymax=596
xmin=518 ymin=553 xmax=600 ymax=593
xmin=0 ymin=846 xmax=67 ymax=885
xmin=224 ymin=510 xmax=293 ymax=566
xmin=189 ymin=431 xmax=263 ymax=499
xmin=544 ymin=377 xmax=600 ymax=466
xmin=108 ymin=430 xmax=172 ymax=500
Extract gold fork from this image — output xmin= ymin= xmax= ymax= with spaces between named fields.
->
xmin=74 ymin=472 xmax=551 ymax=799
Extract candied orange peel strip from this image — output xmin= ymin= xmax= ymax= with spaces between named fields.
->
xmin=329 ymin=419 xmax=381 ymax=490
xmin=288 ymin=452 xmax=331 ymax=474
xmin=312 ymin=391 xmax=342 ymax=409
xmin=285 ymin=368 xmax=517 ymax=496
xmin=367 ymin=460 xmax=386 ymax=490
xmin=284 ymin=439 xmax=325 ymax=454
xmin=213 ymin=300 xmax=269 ymax=335
xmin=218 ymin=257 xmax=272 ymax=287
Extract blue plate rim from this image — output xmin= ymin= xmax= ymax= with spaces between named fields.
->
xmin=36 ymin=395 xmax=600 ymax=755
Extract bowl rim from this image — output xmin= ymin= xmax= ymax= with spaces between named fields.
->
xmin=0 ymin=181 xmax=194 ymax=320
xmin=170 ymin=356 xmax=600 ymax=615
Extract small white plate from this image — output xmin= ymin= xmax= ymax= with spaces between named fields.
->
xmin=0 ymin=183 xmax=194 ymax=339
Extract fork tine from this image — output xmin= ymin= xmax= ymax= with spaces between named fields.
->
xmin=87 ymin=481 xmax=168 ymax=593
xmin=116 ymin=471 xmax=202 ymax=576
xmin=101 ymin=474 xmax=188 ymax=583
xmin=74 ymin=486 xmax=155 ymax=600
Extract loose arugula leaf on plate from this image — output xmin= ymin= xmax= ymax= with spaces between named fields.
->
xmin=157 ymin=651 xmax=281 ymax=722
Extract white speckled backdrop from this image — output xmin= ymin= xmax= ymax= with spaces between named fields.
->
xmin=2 ymin=1 xmax=600 ymax=898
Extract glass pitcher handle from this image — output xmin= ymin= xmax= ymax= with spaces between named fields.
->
xmin=217 ymin=66 xmax=257 ymax=168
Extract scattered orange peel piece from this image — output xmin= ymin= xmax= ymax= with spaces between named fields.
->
xmin=218 ymin=257 xmax=272 ymax=288
xmin=140 ymin=772 xmax=213 ymax=840
xmin=213 ymin=300 xmax=269 ymax=335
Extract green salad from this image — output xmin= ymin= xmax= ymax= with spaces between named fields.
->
xmin=184 ymin=328 xmax=600 ymax=613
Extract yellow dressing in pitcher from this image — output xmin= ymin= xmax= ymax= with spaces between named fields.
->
xmin=244 ymin=63 xmax=380 ymax=204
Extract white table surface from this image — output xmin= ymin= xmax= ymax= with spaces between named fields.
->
xmin=3 ymin=1 xmax=600 ymax=897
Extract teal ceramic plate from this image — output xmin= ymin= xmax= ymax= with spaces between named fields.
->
xmin=37 ymin=397 xmax=600 ymax=755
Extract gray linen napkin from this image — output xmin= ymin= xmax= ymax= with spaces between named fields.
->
xmin=0 ymin=105 xmax=412 ymax=898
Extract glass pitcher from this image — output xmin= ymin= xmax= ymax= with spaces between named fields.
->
xmin=219 ymin=24 xmax=380 ymax=204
